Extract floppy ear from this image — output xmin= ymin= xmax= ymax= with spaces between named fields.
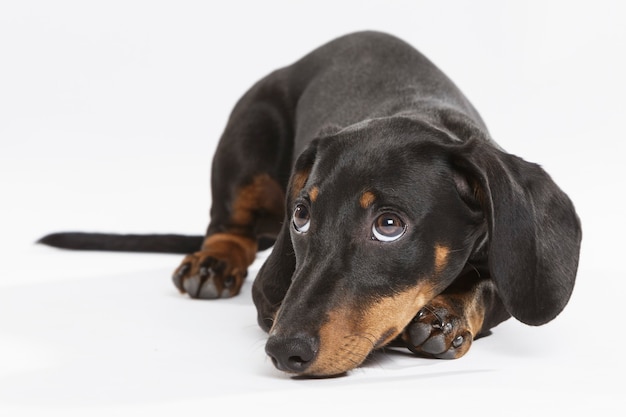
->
xmin=252 ymin=140 xmax=319 ymax=331
xmin=287 ymin=139 xmax=320 ymax=203
xmin=460 ymin=141 xmax=582 ymax=326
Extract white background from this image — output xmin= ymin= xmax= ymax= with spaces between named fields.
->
xmin=1 ymin=1 xmax=624 ymax=415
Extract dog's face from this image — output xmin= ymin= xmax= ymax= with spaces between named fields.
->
xmin=267 ymin=120 xmax=486 ymax=376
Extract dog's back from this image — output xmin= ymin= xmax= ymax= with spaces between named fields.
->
xmin=245 ymin=31 xmax=488 ymax=153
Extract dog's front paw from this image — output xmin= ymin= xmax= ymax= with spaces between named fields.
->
xmin=402 ymin=298 xmax=474 ymax=359
xmin=172 ymin=234 xmax=256 ymax=299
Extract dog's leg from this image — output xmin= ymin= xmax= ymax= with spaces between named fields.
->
xmin=401 ymin=272 xmax=510 ymax=359
xmin=172 ymin=72 xmax=294 ymax=299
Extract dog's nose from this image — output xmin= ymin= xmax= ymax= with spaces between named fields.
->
xmin=265 ymin=333 xmax=319 ymax=374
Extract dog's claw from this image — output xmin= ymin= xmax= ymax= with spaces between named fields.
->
xmin=172 ymin=263 xmax=191 ymax=292
xmin=414 ymin=308 xmax=427 ymax=321
xmin=452 ymin=335 xmax=464 ymax=348
xmin=196 ymin=278 xmax=221 ymax=299
xmin=182 ymin=274 xmax=202 ymax=297
xmin=223 ymin=275 xmax=235 ymax=289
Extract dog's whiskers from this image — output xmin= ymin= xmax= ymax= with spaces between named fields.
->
xmin=345 ymin=332 xmax=378 ymax=347
xmin=466 ymin=261 xmax=481 ymax=278
xmin=422 ymin=304 xmax=445 ymax=327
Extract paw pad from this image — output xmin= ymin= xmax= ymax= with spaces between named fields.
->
xmin=404 ymin=305 xmax=473 ymax=359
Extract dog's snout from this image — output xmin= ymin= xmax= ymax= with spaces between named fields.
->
xmin=265 ymin=333 xmax=319 ymax=374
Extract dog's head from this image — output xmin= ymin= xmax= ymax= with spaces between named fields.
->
xmin=262 ymin=117 xmax=581 ymax=377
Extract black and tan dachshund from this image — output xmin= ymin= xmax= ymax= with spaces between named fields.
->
xmin=40 ymin=31 xmax=582 ymax=377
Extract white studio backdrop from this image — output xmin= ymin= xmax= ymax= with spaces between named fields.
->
xmin=1 ymin=1 xmax=624 ymax=416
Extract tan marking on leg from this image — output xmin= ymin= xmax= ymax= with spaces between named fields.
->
xmin=231 ymin=174 xmax=285 ymax=227
xmin=463 ymin=283 xmax=490 ymax=335
xmin=306 ymin=283 xmax=436 ymax=376
xmin=202 ymin=233 xmax=258 ymax=265
xmin=178 ymin=233 xmax=259 ymax=297
xmin=434 ymin=244 xmax=450 ymax=274
xmin=467 ymin=305 xmax=486 ymax=336
xmin=444 ymin=292 xmax=486 ymax=358
xmin=359 ymin=191 xmax=376 ymax=209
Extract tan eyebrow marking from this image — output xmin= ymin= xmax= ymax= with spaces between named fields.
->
xmin=359 ymin=191 xmax=376 ymax=209
xmin=291 ymin=169 xmax=311 ymax=200
xmin=309 ymin=186 xmax=320 ymax=202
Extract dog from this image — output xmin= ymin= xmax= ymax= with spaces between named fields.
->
xmin=39 ymin=31 xmax=582 ymax=377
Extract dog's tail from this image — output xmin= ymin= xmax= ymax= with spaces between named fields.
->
xmin=37 ymin=232 xmax=204 ymax=254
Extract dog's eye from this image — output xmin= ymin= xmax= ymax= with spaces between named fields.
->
xmin=372 ymin=213 xmax=406 ymax=242
xmin=292 ymin=204 xmax=311 ymax=233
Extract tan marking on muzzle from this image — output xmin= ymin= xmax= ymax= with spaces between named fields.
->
xmin=305 ymin=283 xmax=436 ymax=376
